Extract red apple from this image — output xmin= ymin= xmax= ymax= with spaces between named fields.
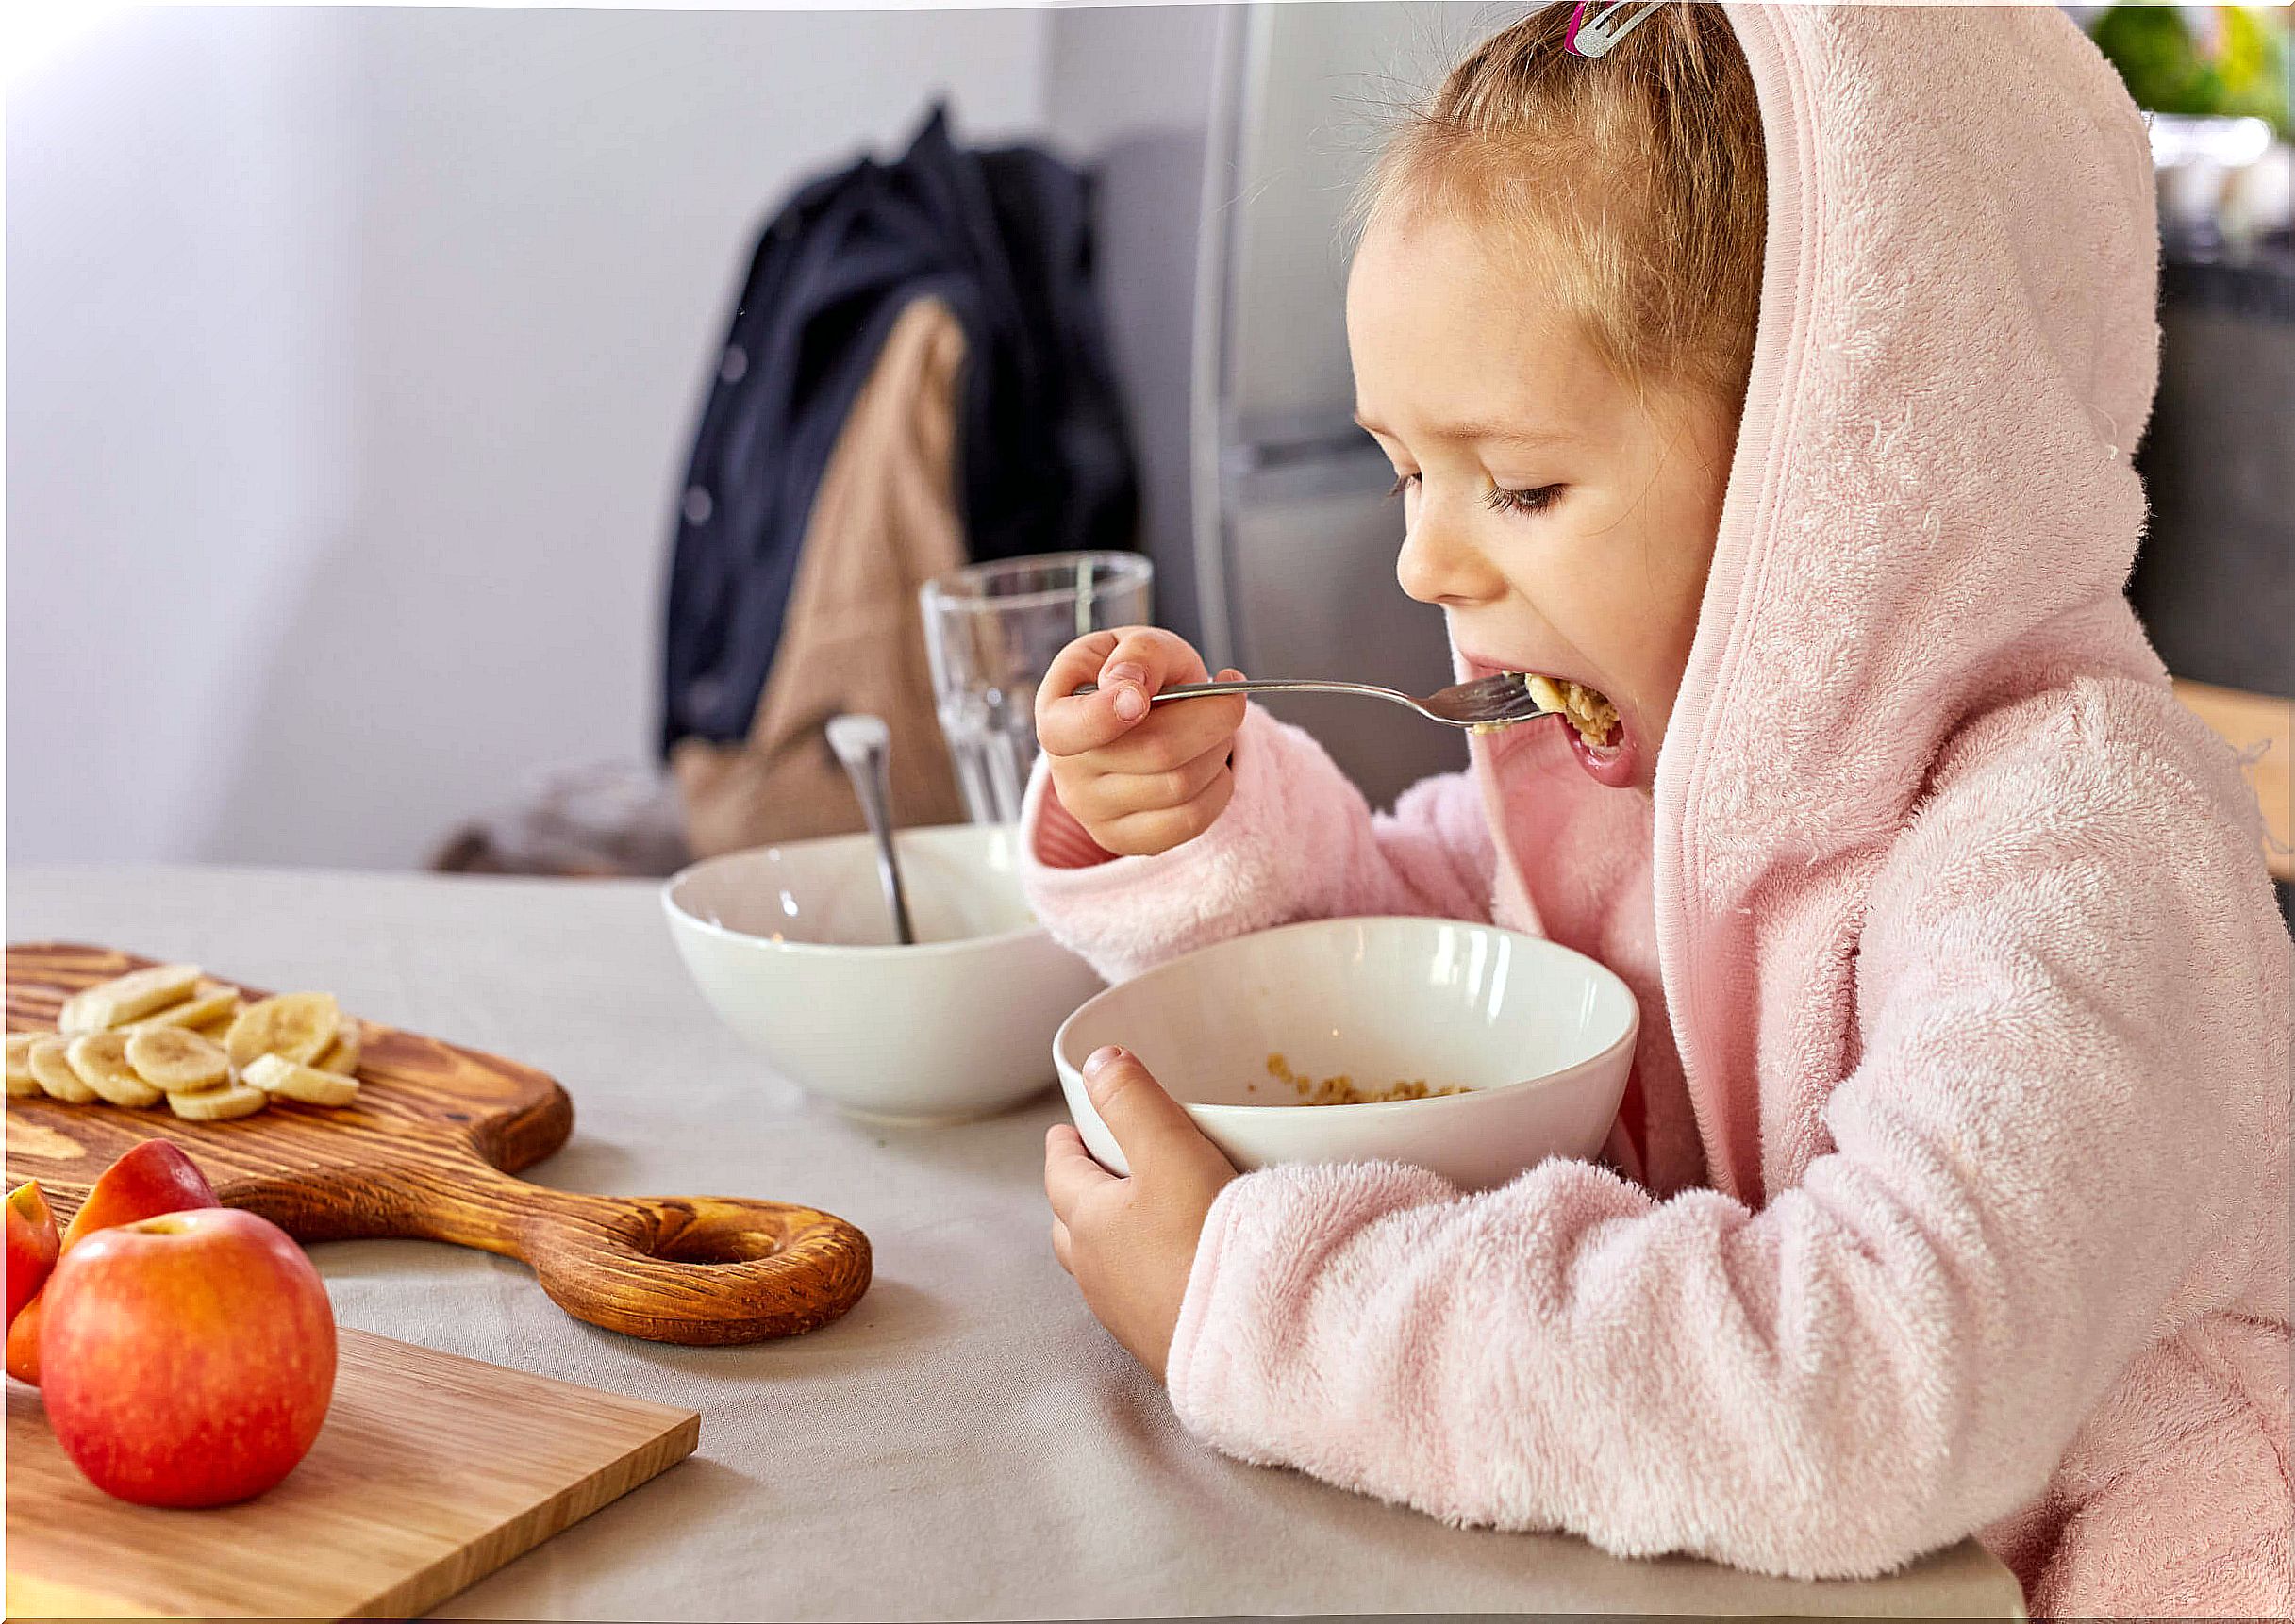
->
xmin=8 ymin=1142 xmax=225 ymax=1386
xmin=59 ymin=1140 xmax=219 ymax=1250
xmin=7 ymin=1182 xmax=59 ymax=1327
xmin=41 ymin=1207 xmax=336 ymax=1506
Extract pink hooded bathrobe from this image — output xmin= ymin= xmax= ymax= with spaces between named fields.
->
xmin=1020 ymin=5 xmax=2293 ymax=1615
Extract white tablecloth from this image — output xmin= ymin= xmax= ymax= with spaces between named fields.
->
xmin=6 ymin=866 xmax=2023 ymax=1619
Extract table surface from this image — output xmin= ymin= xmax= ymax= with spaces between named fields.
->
xmin=5 ymin=865 xmax=2025 ymax=1621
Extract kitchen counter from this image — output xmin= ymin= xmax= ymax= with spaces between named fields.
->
xmin=6 ymin=865 xmax=2026 ymax=1620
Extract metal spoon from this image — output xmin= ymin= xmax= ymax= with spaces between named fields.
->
xmin=825 ymin=713 xmax=916 ymax=946
xmin=1070 ymin=671 xmax=1554 ymax=732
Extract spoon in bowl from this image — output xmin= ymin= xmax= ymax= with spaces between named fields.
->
xmin=1070 ymin=671 xmax=1552 ymax=733
xmin=826 ymin=713 xmax=916 ymax=946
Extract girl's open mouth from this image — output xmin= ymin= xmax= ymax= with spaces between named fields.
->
xmin=1504 ymin=671 xmax=1636 ymax=787
xmin=1523 ymin=675 xmax=1618 ymax=750
xmin=1457 ymin=655 xmax=1638 ymax=787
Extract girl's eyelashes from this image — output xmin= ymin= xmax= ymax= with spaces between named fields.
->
xmin=1484 ymin=481 xmax=1563 ymax=516
xmin=1384 ymin=472 xmax=1562 ymax=517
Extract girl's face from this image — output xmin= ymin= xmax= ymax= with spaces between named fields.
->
xmin=1346 ymin=207 xmax=1737 ymax=790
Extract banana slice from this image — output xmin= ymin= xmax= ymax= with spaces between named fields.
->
xmin=125 ymin=1027 xmax=231 ymax=1094
xmin=225 ymin=993 xmax=339 ymax=1069
xmin=191 ymin=1006 xmax=241 ymax=1041
xmin=26 ymin=1037 xmax=99 ymax=1103
xmin=130 ymin=985 xmax=241 ymax=1035
xmin=57 ymin=964 xmax=205 ymax=1034
xmin=169 ymin=1082 xmax=269 ymax=1121
xmin=244 ymin=1052 xmax=360 ymax=1108
xmin=66 ymin=1032 xmax=164 ymax=1107
xmin=313 ymin=1018 xmax=363 ymax=1077
xmin=5 ymin=1035 xmax=42 ymax=1097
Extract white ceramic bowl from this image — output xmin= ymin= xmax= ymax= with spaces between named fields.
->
xmin=664 ymin=824 xmax=1104 ymax=1124
xmin=1055 ymin=917 xmax=1638 ymax=1190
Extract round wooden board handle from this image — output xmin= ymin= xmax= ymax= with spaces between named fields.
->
xmin=359 ymin=1164 xmax=873 ymax=1346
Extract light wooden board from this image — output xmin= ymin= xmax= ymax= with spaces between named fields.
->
xmin=5 ymin=1326 xmax=698 ymax=1618
xmin=8 ymin=942 xmax=871 ymax=1344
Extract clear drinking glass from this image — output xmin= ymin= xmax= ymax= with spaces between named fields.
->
xmin=920 ymin=552 xmax=1155 ymax=825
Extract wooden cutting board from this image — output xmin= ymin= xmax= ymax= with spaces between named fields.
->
xmin=6 ymin=942 xmax=871 ymax=1344
xmin=7 ymin=1326 xmax=698 ymax=1618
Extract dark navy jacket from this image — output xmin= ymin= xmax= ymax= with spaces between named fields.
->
xmin=660 ymin=105 xmax=1139 ymax=755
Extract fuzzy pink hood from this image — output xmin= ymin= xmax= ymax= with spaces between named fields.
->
xmin=1652 ymin=3 xmax=2168 ymax=1206
xmin=1023 ymin=6 xmax=2292 ymax=1613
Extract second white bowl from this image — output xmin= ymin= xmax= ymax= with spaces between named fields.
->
xmin=665 ymin=823 xmax=1105 ymax=1124
xmin=1055 ymin=917 xmax=1638 ymax=1190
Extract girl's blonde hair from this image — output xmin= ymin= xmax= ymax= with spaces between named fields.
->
xmin=1363 ymin=3 xmax=1768 ymax=408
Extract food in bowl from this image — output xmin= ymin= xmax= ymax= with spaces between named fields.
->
xmin=1253 ymin=1052 xmax=1468 ymax=1106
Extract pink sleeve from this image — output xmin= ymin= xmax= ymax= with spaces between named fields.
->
xmin=1163 ymin=776 xmax=2290 ymax=1579
xmin=1020 ymin=704 xmax=1495 ymax=985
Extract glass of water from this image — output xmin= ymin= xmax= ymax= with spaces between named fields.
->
xmin=920 ymin=552 xmax=1155 ymax=825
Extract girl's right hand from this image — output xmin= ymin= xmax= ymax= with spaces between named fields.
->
xmin=1035 ymin=628 xmax=1248 ymax=857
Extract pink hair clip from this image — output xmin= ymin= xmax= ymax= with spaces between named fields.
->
xmin=1564 ymin=0 xmax=1665 ymax=58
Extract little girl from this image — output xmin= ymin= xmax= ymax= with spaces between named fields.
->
xmin=1025 ymin=5 xmax=2291 ymax=1615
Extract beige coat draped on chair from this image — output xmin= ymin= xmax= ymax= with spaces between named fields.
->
xmin=673 ymin=298 xmax=970 ymax=854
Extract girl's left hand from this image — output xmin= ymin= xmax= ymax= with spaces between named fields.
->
xmin=1044 ymin=1046 xmax=1238 ymax=1380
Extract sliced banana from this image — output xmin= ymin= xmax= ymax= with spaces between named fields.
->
xmin=225 ymin=993 xmax=338 ymax=1069
xmin=125 ymin=1026 xmax=231 ymax=1094
xmin=57 ymin=964 xmax=205 ymax=1034
xmin=169 ymin=1082 xmax=269 ymax=1121
xmin=244 ymin=1052 xmax=360 ymax=1108
xmin=191 ymin=1009 xmax=241 ymax=1042
xmin=313 ymin=1018 xmax=363 ymax=1077
xmin=65 ymin=1032 xmax=163 ymax=1108
xmin=5 ymin=1034 xmax=42 ymax=1097
xmin=130 ymin=984 xmax=241 ymax=1034
xmin=25 ymin=974 xmax=374 ymax=1120
xmin=26 ymin=1036 xmax=99 ymax=1103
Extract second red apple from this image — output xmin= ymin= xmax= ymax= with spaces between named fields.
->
xmin=7 ymin=1182 xmax=59 ymax=1327
xmin=7 ymin=1141 xmax=221 ymax=1385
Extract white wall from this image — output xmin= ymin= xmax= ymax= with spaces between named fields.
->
xmin=6 ymin=5 xmax=1050 ymax=869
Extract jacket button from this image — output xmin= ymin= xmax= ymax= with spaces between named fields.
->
xmin=683 ymin=487 xmax=714 ymax=525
